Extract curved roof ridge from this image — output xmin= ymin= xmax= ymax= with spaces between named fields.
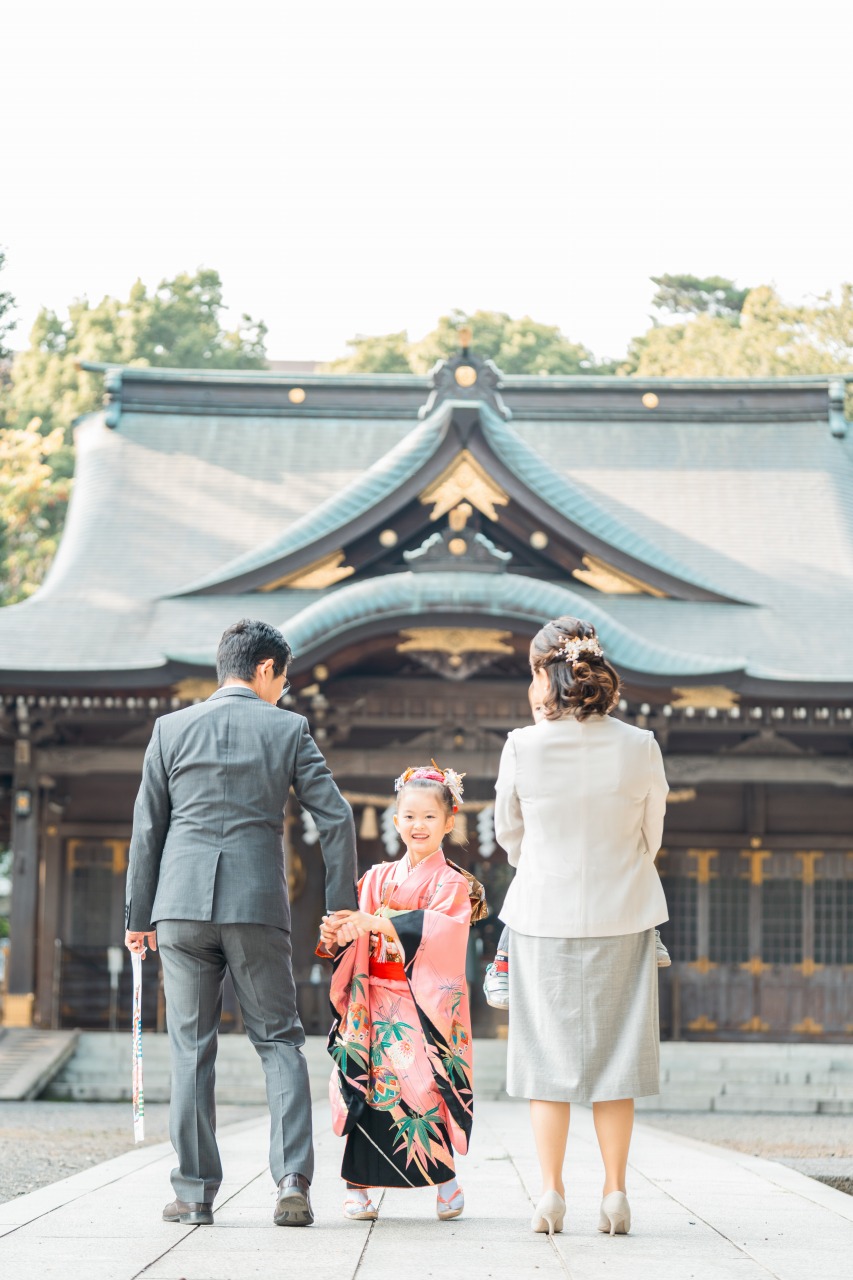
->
xmin=478 ymin=404 xmax=739 ymax=600
xmin=174 ymin=400 xmax=454 ymax=596
xmin=281 ymin=570 xmax=745 ymax=678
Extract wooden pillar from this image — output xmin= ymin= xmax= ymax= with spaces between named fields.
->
xmin=36 ymin=820 xmax=63 ymax=1027
xmin=5 ymin=739 xmax=40 ymax=1026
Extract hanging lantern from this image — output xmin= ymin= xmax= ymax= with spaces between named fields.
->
xmin=359 ymin=805 xmax=379 ymax=841
xmin=381 ymin=803 xmax=400 ymax=856
xmin=301 ymin=809 xmax=320 ymax=846
xmin=477 ymin=804 xmax=496 ymax=857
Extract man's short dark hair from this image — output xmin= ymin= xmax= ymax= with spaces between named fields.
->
xmin=216 ymin=619 xmax=293 ymax=684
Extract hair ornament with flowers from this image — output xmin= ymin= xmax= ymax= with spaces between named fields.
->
xmin=394 ymin=758 xmax=466 ymax=812
xmin=555 ymin=634 xmax=604 ymax=665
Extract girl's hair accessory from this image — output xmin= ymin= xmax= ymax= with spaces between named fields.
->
xmin=556 ymin=634 xmax=604 ymax=665
xmin=394 ymin=758 xmax=466 ymax=812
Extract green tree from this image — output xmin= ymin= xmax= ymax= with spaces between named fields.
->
xmin=623 ymin=282 xmax=853 ymax=383
xmin=0 ymin=249 xmax=15 ymax=363
xmin=0 ymin=418 xmax=72 ymax=604
xmin=1 ymin=268 xmax=267 ymax=604
xmin=329 ymin=330 xmax=412 ymax=373
xmin=327 ymin=308 xmax=607 ymax=375
xmin=649 ymin=274 xmax=750 ymax=319
xmin=5 ymin=267 xmax=267 ymax=439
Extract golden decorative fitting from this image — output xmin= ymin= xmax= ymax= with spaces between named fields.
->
xmin=740 ymin=956 xmax=771 ymax=976
xmin=285 ymin=849 xmax=306 ymax=901
xmin=641 ymin=392 xmax=660 ymax=409
xmin=312 ymin=664 xmax=329 ymax=682
xmin=795 ymin=958 xmax=824 ymax=977
xmin=288 ymin=387 xmax=306 ymax=404
xmin=572 ymin=554 xmax=665 ymax=597
xmin=690 ymin=956 xmax=718 ymax=974
xmin=419 ymin=450 xmax=509 ymax=522
xmin=448 ymin=502 xmax=473 ymax=532
xmin=750 ymin=836 xmax=762 ymax=849
xmin=687 ymin=1015 xmax=718 ymax=1032
xmin=173 ymin=678 xmax=218 ymax=701
xmin=359 ymin=805 xmax=379 ymax=841
xmin=792 ymin=1016 xmax=824 ymax=1035
xmin=262 ymin=550 xmax=355 ymax=591
xmin=668 ymin=788 xmax=698 ymax=804
xmin=530 ymin=530 xmax=549 ymax=550
xmin=687 ymin=849 xmax=718 ymax=884
xmin=741 ymin=1016 xmax=770 ymax=1033
xmin=448 ymin=537 xmax=468 ymax=556
xmin=378 ymin=528 xmax=398 ymax=547
xmin=457 ymin=326 xmax=473 ymax=348
xmin=67 ymin=838 xmax=129 ymax=875
xmin=396 ymin=627 xmax=514 ymax=658
xmin=672 ymin=686 xmax=739 ymax=710
xmin=795 ymin=850 xmax=823 ymax=885
xmin=454 ymin=365 xmax=478 ymax=388
xmin=2 ymin=993 xmax=35 ymax=1028
xmin=741 ymin=849 xmax=772 ymax=885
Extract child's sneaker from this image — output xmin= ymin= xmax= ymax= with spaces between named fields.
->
xmin=655 ymin=929 xmax=671 ymax=968
xmin=483 ymin=954 xmax=509 ymax=1008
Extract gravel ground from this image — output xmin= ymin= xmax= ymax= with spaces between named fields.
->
xmin=3 ymin=1104 xmax=852 ymax=1206
xmin=0 ymin=1101 xmax=264 ymax=1205
xmin=640 ymin=1111 xmax=853 ymax=1159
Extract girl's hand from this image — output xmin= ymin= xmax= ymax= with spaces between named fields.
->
xmin=334 ymin=910 xmax=375 ymax=946
xmin=318 ymin=916 xmax=339 ymax=953
xmin=336 ymin=910 xmax=401 ymax=950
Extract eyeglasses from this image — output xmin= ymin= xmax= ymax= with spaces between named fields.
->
xmin=277 ymin=680 xmax=291 ymax=701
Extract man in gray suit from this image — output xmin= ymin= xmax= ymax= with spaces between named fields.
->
xmin=125 ymin=619 xmax=357 ymax=1227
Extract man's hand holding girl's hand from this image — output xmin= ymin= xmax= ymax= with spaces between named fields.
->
xmin=326 ymin=909 xmax=396 ymax=947
xmin=319 ymin=915 xmax=340 ymax=953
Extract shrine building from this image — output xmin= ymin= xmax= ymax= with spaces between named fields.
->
xmin=0 ymin=346 xmax=851 ymax=1040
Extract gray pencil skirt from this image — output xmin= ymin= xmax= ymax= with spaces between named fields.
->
xmin=506 ymin=928 xmax=660 ymax=1104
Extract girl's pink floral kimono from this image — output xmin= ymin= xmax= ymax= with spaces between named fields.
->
xmin=327 ymin=849 xmax=486 ymax=1188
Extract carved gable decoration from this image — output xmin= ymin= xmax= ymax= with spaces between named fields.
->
xmin=260 ymin=550 xmax=355 ymax=591
xmin=419 ymin=450 xmax=509 ymax=521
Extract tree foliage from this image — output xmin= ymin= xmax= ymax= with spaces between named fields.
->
xmin=327 ymin=308 xmax=606 ymax=376
xmin=624 ymin=283 xmax=853 ymax=380
xmin=0 ymin=268 xmax=267 ymax=604
xmin=0 ymin=249 xmax=16 ymax=363
xmin=649 ymin=274 xmax=750 ymax=319
xmin=0 ymin=418 xmax=72 ymax=605
xmin=4 ymin=268 xmax=267 ymax=438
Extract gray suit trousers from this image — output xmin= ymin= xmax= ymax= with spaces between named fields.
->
xmin=157 ymin=921 xmax=313 ymax=1202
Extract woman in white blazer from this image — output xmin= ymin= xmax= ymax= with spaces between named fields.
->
xmin=495 ymin=616 xmax=668 ymax=1239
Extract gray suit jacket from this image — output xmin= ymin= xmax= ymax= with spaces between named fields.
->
xmin=125 ymin=685 xmax=358 ymax=932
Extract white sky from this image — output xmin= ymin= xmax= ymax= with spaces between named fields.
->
xmin=2 ymin=0 xmax=851 ymax=363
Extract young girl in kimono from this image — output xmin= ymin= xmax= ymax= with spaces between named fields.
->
xmin=319 ymin=763 xmax=485 ymax=1223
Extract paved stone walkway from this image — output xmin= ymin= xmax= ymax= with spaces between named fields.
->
xmin=1 ymin=1099 xmax=851 ymax=1279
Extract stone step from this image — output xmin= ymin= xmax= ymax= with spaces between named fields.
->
xmin=0 ymin=1029 xmax=80 ymax=1100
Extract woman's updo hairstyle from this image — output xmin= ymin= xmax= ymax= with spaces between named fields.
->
xmin=530 ymin=616 xmax=620 ymax=721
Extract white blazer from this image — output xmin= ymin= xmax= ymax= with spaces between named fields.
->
xmin=496 ymin=714 xmax=669 ymax=938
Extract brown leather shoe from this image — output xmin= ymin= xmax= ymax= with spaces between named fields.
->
xmin=162 ymin=1198 xmax=214 ymax=1225
xmin=274 ymin=1173 xmax=314 ymax=1226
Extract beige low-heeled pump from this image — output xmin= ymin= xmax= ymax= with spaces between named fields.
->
xmin=531 ymin=1189 xmax=566 ymax=1235
xmin=598 ymin=1189 xmax=631 ymax=1235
